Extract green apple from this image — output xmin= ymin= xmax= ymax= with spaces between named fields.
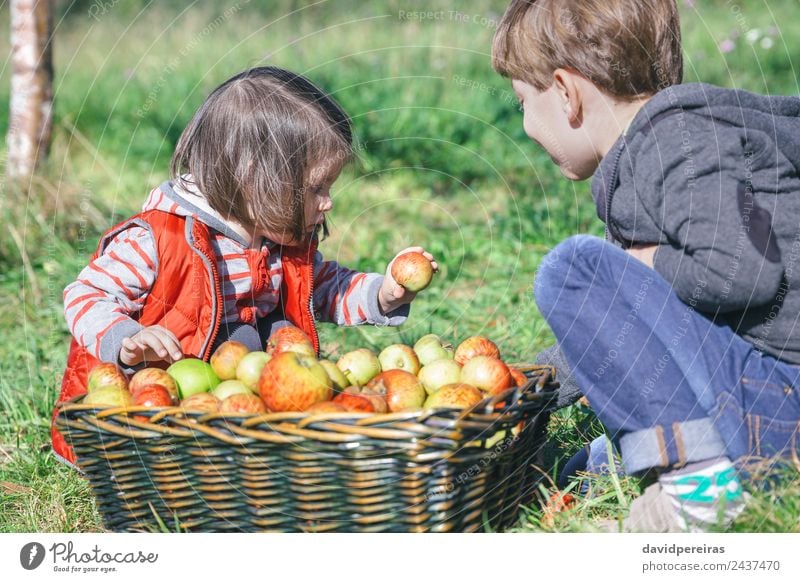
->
xmin=83 ymin=386 xmax=133 ymax=408
xmin=235 ymin=351 xmax=271 ymax=392
xmin=212 ymin=379 xmax=252 ymax=400
xmin=167 ymin=358 xmax=221 ymax=399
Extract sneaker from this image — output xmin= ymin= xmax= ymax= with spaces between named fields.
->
xmin=598 ymin=482 xmax=684 ymax=533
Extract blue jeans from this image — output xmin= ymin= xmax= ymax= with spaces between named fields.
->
xmin=535 ymin=235 xmax=800 ymax=474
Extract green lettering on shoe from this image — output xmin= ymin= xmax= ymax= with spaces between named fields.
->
xmin=715 ymin=466 xmax=743 ymax=501
xmin=674 ymin=475 xmax=715 ymax=503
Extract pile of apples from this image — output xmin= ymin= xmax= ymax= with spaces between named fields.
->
xmin=80 ymin=327 xmax=530 ymax=418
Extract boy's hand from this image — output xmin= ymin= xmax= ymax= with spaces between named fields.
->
xmin=627 ymin=244 xmax=657 ymax=268
xmin=379 ymin=246 xmax=439 ymax=314
xmin=120 ymin=325 xmax=183 ymax=366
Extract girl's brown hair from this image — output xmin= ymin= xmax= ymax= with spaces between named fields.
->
xmin=171 ymin=67 xmax=353 ymax=243
xmin=492 ymin=0 xmax=683 ymax=99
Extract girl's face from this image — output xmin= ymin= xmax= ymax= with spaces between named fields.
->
xmin=261 ymin=162 xmax=340 ymax=246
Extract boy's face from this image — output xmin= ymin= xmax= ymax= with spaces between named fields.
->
xmin=511 ymin=79 xmax=600 ymax=181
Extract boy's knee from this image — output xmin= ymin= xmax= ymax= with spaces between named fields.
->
xmin=534 ymin=235 xmax=606 ymax=308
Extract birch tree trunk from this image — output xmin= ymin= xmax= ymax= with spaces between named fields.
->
xmin=6 ymin=0 xmax=53 ymax=180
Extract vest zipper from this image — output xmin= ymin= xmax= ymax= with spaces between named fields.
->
xmin=604 ymin=140 xmax=627 ymax=246
xmin=306 ymin=252 xmax=320 ymax=356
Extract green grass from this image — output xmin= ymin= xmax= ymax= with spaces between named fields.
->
xmin=1 ymin=0 xmax=799 ymax=532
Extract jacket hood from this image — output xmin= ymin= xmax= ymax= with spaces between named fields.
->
xmin=142 ymin=177 xmax=256 ymax=248
xmin=592 ymin=82 xmax=800 ymax=223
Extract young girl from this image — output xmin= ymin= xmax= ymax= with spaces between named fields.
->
xmin=53 ymin=66 xmax=437 ymax=465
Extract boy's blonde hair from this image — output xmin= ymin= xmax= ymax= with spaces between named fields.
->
xmin=492 ymin=0 xmax=683 ymax=99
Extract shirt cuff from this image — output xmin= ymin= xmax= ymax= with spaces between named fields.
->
xmin=97 ymin=318 xmax=145 ymax=374
xmin=365 ymin=275 xmax=410 ymax=326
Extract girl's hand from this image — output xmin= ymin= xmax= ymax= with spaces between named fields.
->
xmin=379 ymin=246 xmax=439 ymax=314
xmin=120 ymin=325 xmax=184 ymax=366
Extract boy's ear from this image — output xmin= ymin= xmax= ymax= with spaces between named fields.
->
xmin=552 ymin=68 xmax=582 ymax=125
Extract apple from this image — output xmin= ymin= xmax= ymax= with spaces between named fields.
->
xmin=258 ymin=351 xmax=333 ymax=412
xmin=180 ymin=392 xmax=221 ymax=413
xmin=167 ymin=358 xmax=221 ymax=399
xmin=342 ymin=385 xmax=388 ymax=413
xmin=87 ymin=363 xmax=128 ymax=393
xmin=132 ymin=384 xmax=174 ymax=407
xmin=306 ymin=401 xmax=348 ymax=413
xmin=418 ymin=359 xmax=462 ymax=395
xmin=210 ymin=340 xmax=250 ymax=380
xmin=336 ymin=348 xmax=381 ymax=386
xmin=318 ymin=359 xmax=350 ymax=391
xmin=460 ymin=356 xmax=512 ymax=396
xmin=332 ymin=392 xmax=375 ymax=413
xmin=454 ymin=336 xmax=501 ymax=365
xmin=129 ymin=367 xmax=179 ymax=401
xmin=391 ymin=251 xmax=434 ymax=292
xmin=509 ymin=366 xmax=529 ymax=388
xmin=378 ymin=344 xmax=421 ymax=375
xmin=265 ymin=325 xmax=316 ymax=357
xmin=413 ymin=334 xmax=454 ymax=366
xmin=219 ymin=393 xmax=268 ymax=414
xmin=366 ymin=370 xmax=426 ymax=412
xmin=236 ymin=351 xmax=271 ymax=392
xmin=423 ymin=383 xmax=483 ymax=410
xmin=212 ymin=379 xmax=252 ymax=400
xmin=83 ymin=386 xmax=133 ymax=408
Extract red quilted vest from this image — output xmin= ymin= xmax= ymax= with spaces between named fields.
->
xmin=52 ymin=209 xmax=319 ymax=464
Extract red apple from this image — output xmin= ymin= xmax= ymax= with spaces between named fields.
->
xmin=306 ymin=401 xmax=348 ymax=413
xmin=180 ymin=392 xmax=221 ymax=413
xmin=210 ymin=340 xmax=250 ymax=380
xmin=236 ymin=351 xmax=271 ymax=392
xmin=167 ymin=358 xmax=221 ymax=398
xmin=336 ymin=348 xmax=381 ymax=386
xmin=418 ymin=359 xmax=462 ymax=395
xmin=83 ymin=386 xmax=133 ymax=407
xmin=129 ymin=367 xmax=179 ymax=401
xmin=341 ymin=385 xmax=388 ymax=413
xmin=332 ymin=391 xmax=375 ymax=413
xmin=423 ymin=383 xmax=483 ymax=410
xmin=219 ymin=393 xmax=267 ymax=414
xmin=366 ymin=370 xmax=426 ymax=412
xmin=378 ymin=344 xmax=421 ymax=375
xmin=413 ymin=334 xmax=454 ymax=366
xmin=212 ymin=379 xmax=252 ymax=400
xmin=87 ymin=363 xmax=128 ymax=393
xmin=454 ymin=336 xmax=501 ymax=365
xmin=265 ymin=326 xmax=316 ymax=357
xmin=132 ymin=384 xmax=173 ymax=421
xmin=509 ymin=366 xmax=528 ymax=388
xmin=319 ymin=359 xmax=350 ymax=391
xmin=258 ymin=351 xmax=333 ymax=412
xmin=460 ymin=356 xmax=512 ymax=396
xmin=391 ymin=251 xmax=434 ymax=292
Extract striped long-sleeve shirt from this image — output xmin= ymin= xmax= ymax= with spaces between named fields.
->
xmin=64 ymin=180 xmax=407 ymax=363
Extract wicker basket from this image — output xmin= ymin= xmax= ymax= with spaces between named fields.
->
xmin=55 ymin=364 xmax=558 ymax=532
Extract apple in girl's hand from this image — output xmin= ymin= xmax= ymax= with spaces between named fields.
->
xmin=332 ymin=391 xmax=375 ymax=413
xmin=265 ymin=326 xmax=316 ymax=357
xmin=212 ymin=379 xmax=252 ymax=400
xmin=454 ymin=336 xmax=501 ymax=365
xmin=219 ymin=393 xmax=267 ymax=414
xmin=336 ymin=348 xmax=381 ymax=386
xmin=460 ymin=356 xmax=512 ymax=396
xmin=180 ymin=392 xmax=221 ymax=412
xmin=391 ymin=251 xmax=434 ymax=292
xmin=413 ymin=334 xmax=454 ymax=366
xmin=319 ymin=359 xmax=350 ymax=392
xmin=129 ymin=367 xmax=179 ymax=401
xmin=210 ymin=340 xmax=250 ymax=380
xmin=167 ymin=358 xmax=221 ymax=398
xmin=366 ymin=370 xmax=426 ymax=412
xmin=418 ymin=359 xmax=462 ymax=395
xmin=87 ymin=363 xmax=128 ymax=393
xmin=423 ymin=383 xmax=483 ymax=410
xmin=306 ymin=401 xmax=348 ymax=413
xmin=378 ymin=344 xmax=421 ymax=375
xmin=236 ymin=351 xmax=271 ymax=392
xmin=509 ymin=366 xmax=528 ymax=387
xmin=258 ymin=351 xmax=332 ymax=412
xmin=83 ymin=386 xmax=133 ymax=408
